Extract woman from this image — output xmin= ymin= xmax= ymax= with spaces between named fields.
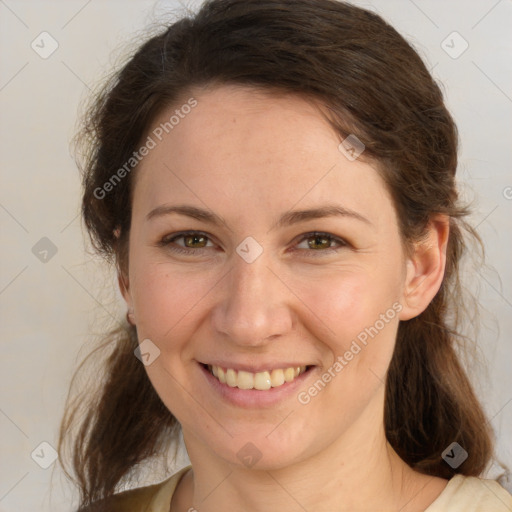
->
xmin=58 ymin=0 xmax=512 ymax=510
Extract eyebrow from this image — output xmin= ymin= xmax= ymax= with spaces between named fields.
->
xmin=145 ymin=204 xmax=372 ymax=229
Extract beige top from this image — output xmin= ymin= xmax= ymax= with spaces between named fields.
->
xmin=100 ymin=465 xmax=512 ymax=511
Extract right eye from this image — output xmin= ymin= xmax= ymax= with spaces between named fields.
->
xmin=159 ymin=231 xmax=216 ymax=255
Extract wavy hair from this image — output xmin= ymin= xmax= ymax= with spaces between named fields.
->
xmin=58 ymin=0 xmax=494 ymax=508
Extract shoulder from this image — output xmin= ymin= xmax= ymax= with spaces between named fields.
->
xmin=80 ymin=465 xmax=192 ymax=512
xmin=426 ymin=474 xmax=512 ymax=511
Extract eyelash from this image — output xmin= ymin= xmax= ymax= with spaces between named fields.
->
xmin=158 ymin=230 xmax=348 ymax=257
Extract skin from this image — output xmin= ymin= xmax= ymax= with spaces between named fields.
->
xmin=120 ymin=84 xmax=450 ymax=511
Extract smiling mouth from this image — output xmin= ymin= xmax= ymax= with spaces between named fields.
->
xmin=204 ymin=364 xmax=310 ymax=390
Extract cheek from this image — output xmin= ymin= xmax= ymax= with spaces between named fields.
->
xmin=291 ymin=265 xmax=402 ymax=392
xmin=130 ymin=258 xmax=210 ymax=345
xmin=293 ymin=267 xmax=400 ymax=343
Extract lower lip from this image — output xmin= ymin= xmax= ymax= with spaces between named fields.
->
xmin=197 ymin=363 xmax=316 ymax=408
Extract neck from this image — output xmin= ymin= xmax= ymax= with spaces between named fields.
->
xmin=174 ymin=389 xmax=445 ymax=512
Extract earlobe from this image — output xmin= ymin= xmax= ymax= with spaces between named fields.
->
xmin=118 ymin=272 xmax=136 ymax=326
xmin=399 ymin=216 xmax=450 ymax=321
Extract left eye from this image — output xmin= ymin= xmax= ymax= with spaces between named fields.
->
xmin=294 ymin=232 xmax=347 ymax=253
xmin=158 ymin=231 xmax=347 ymax=255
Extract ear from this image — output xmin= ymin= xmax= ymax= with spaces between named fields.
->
xmin=399 ymin=215 xmax=450 ymax=321
xmin=118 ymin=269 xmax=137 ymax=325
xmin=114 ymin=227 xmax=133 ymax=309
xmin=118 ymin=270 xmax=132 ymax=308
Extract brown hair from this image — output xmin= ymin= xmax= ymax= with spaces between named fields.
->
xmin=58 ymin=0 xmax=494 ymax=508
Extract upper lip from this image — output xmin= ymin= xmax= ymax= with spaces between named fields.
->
xmin=199 ymin=361 xmax=313 ymax=373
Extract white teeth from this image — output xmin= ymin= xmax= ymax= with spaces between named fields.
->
xmin=208 ymin=365 xmax=307 ymax=390
xmin=270 ymin=369 xmax=285 ymax=387
xmin=254 ymin=371 xmax=272 ymax=390
xmin=226 ymin=369 xmax=237 ymax=387
xmin=237 ymin=370 xmax=254 ymax=390
xmin=284 ymin=367 xmax=295 ymax=382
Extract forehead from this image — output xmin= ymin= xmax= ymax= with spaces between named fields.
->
xmin=132 ymin=84 xmax=395 ymax=230
xmin=144 ymin=84 xmax=340 ymax=169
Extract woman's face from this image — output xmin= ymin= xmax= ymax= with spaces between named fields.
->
xmin=122 ymin=84 xmax=416 ymax=469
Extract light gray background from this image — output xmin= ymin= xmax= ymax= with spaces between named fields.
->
xmin=0 ymin=1 xmax=511 ymax=510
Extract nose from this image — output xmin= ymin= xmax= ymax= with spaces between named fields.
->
xmin=211 ymin=253 xmax=294 ymax=347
